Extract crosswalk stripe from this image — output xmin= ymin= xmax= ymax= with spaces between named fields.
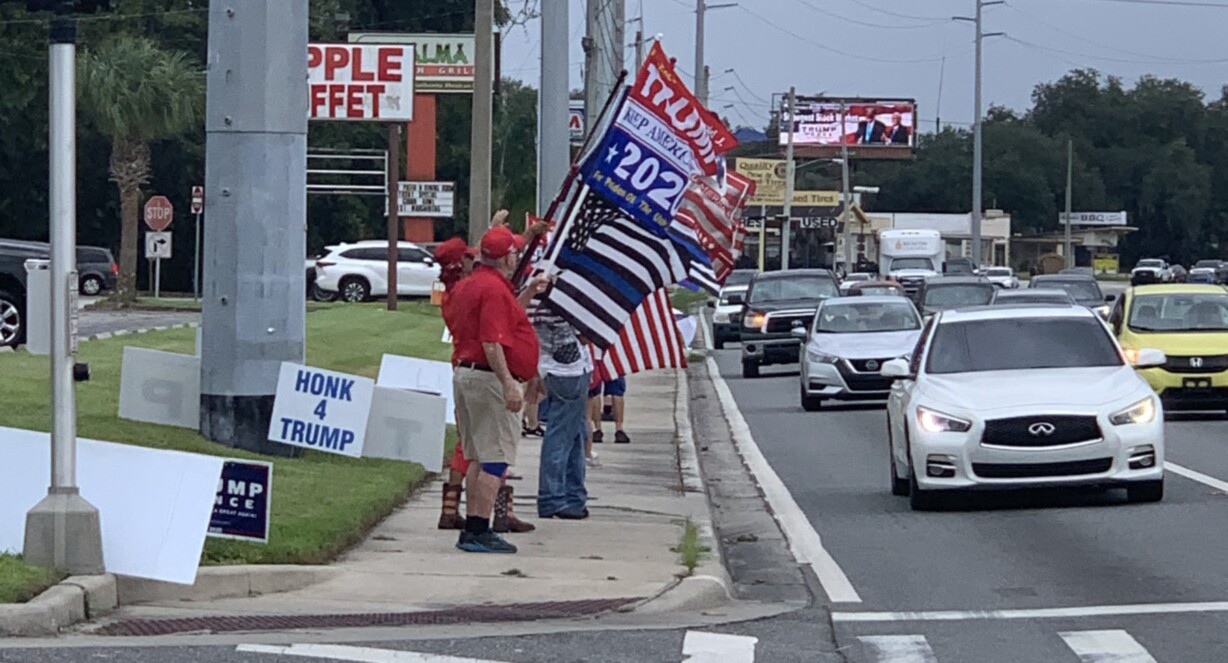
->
xmin=682 ymin=631 xmax=758 ymax=662
xmin=236 ymin=644 xmax=499 ymax=663
xmin=857 ymin=635 xmax=938 ymax=663
xmin=1060 ymin=630 xmax=1158 ymax=663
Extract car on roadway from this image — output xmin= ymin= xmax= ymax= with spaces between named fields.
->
xmin=982 ymin=266 xmax=1019 ymax=289
xmin=990 ymin=288 xmax=1076 ymax=307
xmin=795 ymin=296 xmax=922 ymax=411
xmin=1109 ymin=284 xmax=1228 ymax=412
xmin=0 ymin=244 xmax=29 ymax=347
xmin=883 ymin=305 xmax=1167 ymax=510
xmin=915 ymin=275 xmax=995 ymax=317
xmin=839 ymin=272 xmax=874 ymax=294
xmin=1131 ymin=258 xmax=1173 ymax=285
xmin=846 ymin=280 xmax=906 ymax=298
xmin=739 ymin=269 xmax=839 ymax=378
xmin=724 ymin=269 xmax=758 ymax=289
xmin=1029 ymin=273 xmax=1112 ymax=319
xmin=709 ymin=284 xmax=748 ymax=350
xmin=0 ymin=239 xmax=118 ymax=295
xmin=314 ymin=240 xmax=441 ymax=302
xmin=944 ymin=257 xmax=978 ymax=275
xmin=1189 ymin=260 xmax=1223 ymax=284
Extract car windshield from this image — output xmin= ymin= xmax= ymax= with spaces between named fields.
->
xmin=726 ymin=271 xmax=756 ymax=287
xmin=749 ymin=276 xmax=838 ymax=303
xmin=1035 ymin=279 xmax=1102 ymax=302
xmin=995 ymin=293 xmax=1073 ymax=305
xmin=1194 ymin=260 xmax=1221 ymax=269
xmin=923 ymin=284 xmax=994 ymax=308
xmin=1129 ymin=293 xmax=1228 ymax=332
xmin=945 ymin=262 xmax=974 ymax=274
xmin=815 ymin=301 xmax=919 ymax=333
xmin=1137 ymin=260 xmax=1164 ymax=268
xmin=857 ymin=286 xmax=902 ymax=296
xmin=986 ymin=268 xmax=1011 ymax=277
xmin=890 ymin=257 xmax=933 ymax=271
xmin=927 ymin=317 xmax=1123 ymax=374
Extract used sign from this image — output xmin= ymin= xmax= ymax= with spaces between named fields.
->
xmin=308 ymin=44 xmax=415 ymax=121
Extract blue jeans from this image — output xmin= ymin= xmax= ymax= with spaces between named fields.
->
xmin=537 ymin=372 xmax=589 ymax=516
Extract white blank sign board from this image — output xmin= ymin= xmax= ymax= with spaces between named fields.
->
xmin=0 ymin=426 xmax=223 ymax=585
xmin=363 ymin=387 xmax=448 ymax=467
xmin=377 ymin=354 xmax=455 ymax=424
xmin=118 ymin=346 xmax=201 ymax=429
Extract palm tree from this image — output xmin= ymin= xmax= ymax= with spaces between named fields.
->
xmin=78 ymin=36 xmax=203 ymax=303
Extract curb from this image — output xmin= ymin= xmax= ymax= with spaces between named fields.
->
xmin=83 ymin=321 xmax=199 ymax=343
xmin=116 ymin=565 xmax=337 ymax=605
xmin=630 ymin=367 xmax=733 ymax=614
xmin=0 ymin=574 xmax=116 ymax=637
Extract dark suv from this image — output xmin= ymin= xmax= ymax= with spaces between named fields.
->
xmin=0 ymin=245 xmax=31 ymax=347
xmin=0 ymin=239 xmax=117 ymax=295
xmin=739 ymin=269 xmax=839 ymax=378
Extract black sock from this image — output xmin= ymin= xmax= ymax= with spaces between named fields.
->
xmin=464 ymin=515 xmax=489 ymax=534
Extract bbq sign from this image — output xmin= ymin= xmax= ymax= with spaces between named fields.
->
xmin=308 ymin=44 xmax=415 ymax=121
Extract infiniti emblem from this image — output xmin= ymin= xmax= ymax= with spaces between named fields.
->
xmin=1028 ymin=422 xmax=1056 ymax=437
xmin=1191 ymin=357 xmax=1204 ymax=368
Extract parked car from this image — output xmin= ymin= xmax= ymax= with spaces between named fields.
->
xmin=306 ymin=254 xmax=337 ymax=302
xmin=0 ymin=245 xmax=30 ymax=347
xmin=915 ymin=276 xmax=995 ymax=317
xmin=846 ymin=280 xmax=906 ymax=298
xmin=739 ymin=269 xmax=839 ymax=378
xmin=0 ymin=239 xmax=117 ymax=295
xmin=1189 ymin=260 xmax=1223 ymax=284
xmin=1131 ymin=259 xmax=1173 ymax=285
xmin=982 ymin=266 xmax=1019 ymax=289
xmin=314 ymin=241 xmax=441 ymax=302
xmin=1029 ymin=273 xmax=1112 ymax=319
xmin=1170 ymin=264 xmax=1188 ymax=283
xmin=795 ymin=296 xmax=922 ymax=411
xmin=991 ymin=288 xmax=1076 ymax=306
xmin=943 ymin=257 xmax=978 ymax=275
xmin=839 ymin=272 xmax=874 ymax=294
xmin=709 ymin=285 xmax=748 ymax=350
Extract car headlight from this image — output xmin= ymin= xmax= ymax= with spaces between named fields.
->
xmin=1110 ymin=396 xmax=1157 ymax=426
xmin=713 ymin=311 xmax=730 ymax=324
xmin=743 ymin=313 xmax=765 ymax=330
xmin=807 ymin=348 xmax=838 ymax=363
xmin=916 ymin=406 xmax=972 ymax=433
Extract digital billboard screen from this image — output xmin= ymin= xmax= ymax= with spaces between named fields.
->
xmin=780 ymin=98 xmax=917 ymax=149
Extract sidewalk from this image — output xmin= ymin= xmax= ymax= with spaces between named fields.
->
xmin=103 ymin=370 xmax=715 ymax=622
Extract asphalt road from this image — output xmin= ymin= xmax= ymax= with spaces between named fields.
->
xmin=711 ymin=342 xmax=1228 ymax=663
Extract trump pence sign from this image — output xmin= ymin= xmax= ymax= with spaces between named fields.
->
xmin=308 ymin=44 xmax=415 ymax=121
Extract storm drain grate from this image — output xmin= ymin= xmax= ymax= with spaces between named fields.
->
xmin=96 ymin=598 xmax=642 ymax=636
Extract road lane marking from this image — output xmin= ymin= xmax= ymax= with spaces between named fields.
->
xmin=704 ymin=356 xmax=862 ymax=603
xmin=1165 ymin=462 xmax=1228 ymax=494
xmin=236 ymin=644 xmax=498 ymax=662
xmin=832 ymin=600 xmax=1228 ymax=622
xmin=857 ymin=635 xmax=938 ymax=662
xmin=682 ymin=631 xmax=757 ymax=662
xmin=1060 ymin=630 xmax=1157 ymax=662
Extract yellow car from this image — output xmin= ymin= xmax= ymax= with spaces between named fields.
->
xmin=1111 ymin=283 xmax=1228 ymax=411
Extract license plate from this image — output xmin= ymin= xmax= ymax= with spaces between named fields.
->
xmin=1183 ymin=377 xmax=1213 ymax=390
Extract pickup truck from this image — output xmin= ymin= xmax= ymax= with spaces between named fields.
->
xmin=739 ymin=269 xmax=840 ymax=378
xmin=0 ymin=247 xmax=30 ymax=347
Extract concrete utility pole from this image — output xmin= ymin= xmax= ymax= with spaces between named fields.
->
xmin=469 ymin=0 xmax=494 ymax=245
xmin=538 ymin=0 xmax=569 ymax=212
xmin=24 ymin=4 xmax=104 ymax=575
xmin=781 ymin=88 xmax=796 ymax=271
xmin=1064 ymin=138 xmax=1073 ymax=269
xmin=584 ymin=0 xmax=623 ymax=134
xmin=840 ymin=102 xmax=854 ymax=274
xmin=694 ymin=0 xmax=705 ymax=106
xmin=955 ymin=0 xmax=1002 ymax=267
xmin=199 ymin=1 xmax=309 ymax=456
xmin=385 ymin=125 xmax=400 ymax=311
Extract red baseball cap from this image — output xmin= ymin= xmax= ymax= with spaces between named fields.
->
xmin=433 ymin=237 xmax=468 ymax=266
xmin=480 ymin=226 xmax=519 ymax=260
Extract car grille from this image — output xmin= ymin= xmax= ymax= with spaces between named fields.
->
xmin=1162 ymin=355 xmax=1228 ymax=374
xmin=973 ymin=458 xmax=1113 ymax=479
xmin=981 ymin=415 xmax=1101 ymax=447
xmin=729 ymin=313 xmax=742 ymax=325
xmin=848 ymin=358 xmax=891 ymax=373
xmin=764 ymin=313 xmax=814 ymax=333
xmin=836 ymin=362 xmax=893 ymax=392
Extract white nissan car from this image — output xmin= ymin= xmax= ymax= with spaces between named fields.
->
xmin=795 ymin=296 xmax=923 ymax=411
xmin=884 ymin=306 xmax=1167 ymax=510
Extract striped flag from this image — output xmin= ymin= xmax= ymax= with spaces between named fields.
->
xmin=676 ymin=170 xmax=756 ymax=283
xmin=596 ymin=288 xmax=688 ymax=379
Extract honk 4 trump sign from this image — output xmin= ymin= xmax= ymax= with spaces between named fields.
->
xmin=268 ymin=363 xmax=375 ymax=458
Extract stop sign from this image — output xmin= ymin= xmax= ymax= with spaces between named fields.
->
xmin=144 ymin=195 xmax=174 ymax=231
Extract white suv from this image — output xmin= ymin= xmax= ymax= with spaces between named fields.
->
xmin=315 ymin=241 xmax=441 ymax=302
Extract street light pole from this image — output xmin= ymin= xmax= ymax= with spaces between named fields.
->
xmin=956 ymin=0 xmax=1003 ymax=267
xmin=24 ymin=2 xmax=104 ymax=575
xmin=694 ymin=0 xmax=705 ymax=106
xmin=782 ymin=87 xmax=796 ymax=271
xmin=840 ymin=102 xmax=853 ymax=275
xmin=1064 ymin=138 xmax=1073 ymax=269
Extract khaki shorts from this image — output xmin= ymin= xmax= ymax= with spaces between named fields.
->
xmin=454 ymin=367 xmax=520 ymax=465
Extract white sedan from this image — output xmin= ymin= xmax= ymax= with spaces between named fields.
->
xmin=982 ymin=266 xmax=1019 ymax=289
xmin=795 ymin=296 xmax=922 ymax=411
xmin=883 ymin=305 xmax=1167 ymax=510
xmin=839 ymin=272 xmax=874 ymax=294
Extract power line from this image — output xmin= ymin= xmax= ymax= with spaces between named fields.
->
xmin=736 ymin=5 xmax=950 ymax=63
xmin=839 ymin=0 xmax=952 ymax=21
xmin=1004 ymin=2 xmax=1228 ymax=64
xmin=1069 ymin=0 xmax=1228 ymax=7
xmin=1004 ymin=35 xmax=1228 ymax=65
xmin=726 ymin=68 xmax=770 ymax=103
xmin=788 ymin=0 xmax=948 ymax=29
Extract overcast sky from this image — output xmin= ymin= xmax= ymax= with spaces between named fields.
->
xmin=499 ymin=0 xmax=1228 ymax=131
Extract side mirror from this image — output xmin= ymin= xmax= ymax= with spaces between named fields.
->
xmin=881 ymin=358 xmax=913 ymax=379
xmin=791 ymin=327 xmax=808 ymax=340
xmin=706 ymin=300 xmax=715 ymax=308
xmin=1133 ymin=348 xmax=1167 ymax=369
xmin=1105 ymin=294 xmax=1116 ymax=302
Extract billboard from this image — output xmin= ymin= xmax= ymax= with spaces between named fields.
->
xmin=780 ymin=98 xmax=916 ymax=151
xmin=308 ymin=44 xmax=415 ymax=121
xmin=1060 ymin=211 xmax=1128 ymax=227
xmin=732 ymin=158 xmax=859 ymax=207
xmin=348 ymin=33 xmax=475 ymax=93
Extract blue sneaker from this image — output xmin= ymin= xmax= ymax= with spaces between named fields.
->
xmin=456 ymin=530 xmax=518 ymax=553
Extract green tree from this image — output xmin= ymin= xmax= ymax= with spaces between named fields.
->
xmin=77 ymin=36 xmax=203 ymax=302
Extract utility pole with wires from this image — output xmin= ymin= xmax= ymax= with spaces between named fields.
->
xmin=693 ymin=1 xmax=736 ymax=107
xmin=584 ymin=0 xmax=624 ymax=136
xmin=538 ymin=0 xmax=569 ymax=211
xmin=954 ymin=0 xmax=1003 ymax=267
xmin=469 ymin=0 xmax=494 ymax=245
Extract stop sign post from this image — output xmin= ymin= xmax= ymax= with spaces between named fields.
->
xmin=143 ymin=195 xmax=174 ymax=298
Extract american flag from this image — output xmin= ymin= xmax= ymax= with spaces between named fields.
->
xmin=676 ymin=170 xmax=756 ymax=284
xmin=545 ymin=185 xmax=704 ymax=349
xmin=593 ymin=288 xmax=688 ymax=380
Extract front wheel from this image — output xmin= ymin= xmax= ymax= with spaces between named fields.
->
xmin=1127 ymin=479 xmax=1164 ymax=504
xmin=714 ymin=336 xmax=725 ymax=350
xmin=742 ymin=360 xmax=760 ymax=379
xmin=800 ymin=384 xmax=822 ymax=412
xmin=909 ymin=471 xmax=941 ymax=511
xmin=888 ymin=422 xmax=909 ymax=496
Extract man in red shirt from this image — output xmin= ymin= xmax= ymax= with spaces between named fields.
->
xmin=446 ymin=225 xmax=545 ymax=553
